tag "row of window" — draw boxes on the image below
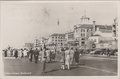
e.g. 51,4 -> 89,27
52,42 -> 64,45
90,39 -> 96,42
52,36 -> 64,39
52,40 -> 64,42
81,33 -> 85,36
76,29 -> 92,33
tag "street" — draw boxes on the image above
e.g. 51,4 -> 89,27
3,55 -> 117,76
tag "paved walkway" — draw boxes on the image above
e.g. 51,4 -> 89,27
3,54 -> 117,76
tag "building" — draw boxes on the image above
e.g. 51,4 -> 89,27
74,14 -> 95,48
74,13 -> 115,49
47,33 -> 66,49
89,34 -> 117,49
94,25 -> 113,37
112,18 -> 118,40
39,37 -> 48,47
25,43 -> 34,49
34,38 -> 41,49
65,31 -> 76,47
88,34 -> 101,44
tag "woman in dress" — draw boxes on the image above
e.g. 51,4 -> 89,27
65,48 -> 71,70
74,48 -> 80,65
60,48 -> 65,70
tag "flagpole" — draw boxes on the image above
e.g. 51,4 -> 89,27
57,17 -> 60,33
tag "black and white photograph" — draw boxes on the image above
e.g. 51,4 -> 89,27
0,1 -> 119,78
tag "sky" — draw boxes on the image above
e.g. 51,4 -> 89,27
0,1 -> 118,49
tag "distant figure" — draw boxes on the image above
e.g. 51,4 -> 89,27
107,49 -> 110,56
34,48 -> 39,64
41,48 -> 47,73
29,48 -> 34,62
74,48 -> 80,64
3,50 -> 7,57
7,49 -> 11,57
23,49 -> 28,57
60,48 -> 65,70
12,49 -> 15,57
10,49 -> 13,57
19,49 -> 23,58
14,49 -> 18,58
50,49 -> 56,62
65,48 -> 71,70
39,49 -> 42,62
69,48 -> 74,65
46,49 -> 50,62
49,50 -> 52,62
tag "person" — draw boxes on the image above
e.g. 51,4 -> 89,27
3,49 -> 7,57
49,50 -> 52,62
19,49 -> 23,58
23,48 -> 28,57
38,49 -> 42,62
107,49 -> 110,56
14,49 -> 18,58
7,49 -> 11,57
74,48 -> 80,65
69,48 -> 74,65
10,49 -> 13,57
34,48 -> 39,64
29,48 -> 34,62
41,48 -> 47,73
65,48 -> 71,70
60,48 -> 65,70
12,49 -> 15,57
46,48 -> 50,63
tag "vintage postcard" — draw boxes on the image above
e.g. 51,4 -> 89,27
0,1 -> 119,79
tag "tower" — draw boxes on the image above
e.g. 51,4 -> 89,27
80,10 -> 91,24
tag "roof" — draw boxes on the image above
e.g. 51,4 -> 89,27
92,34 -> 101,36
74,24 -> 93,29
51,33 -> 65,36
95,25 -> 112,30
74,24 -> 112,30
99,30 -> 112,33
65,31 -> 74,34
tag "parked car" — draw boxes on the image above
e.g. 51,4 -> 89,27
90,49 -> 103,55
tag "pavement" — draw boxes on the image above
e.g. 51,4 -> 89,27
3,54 -> 117,76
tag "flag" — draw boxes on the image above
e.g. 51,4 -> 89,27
57,18 -> 59,26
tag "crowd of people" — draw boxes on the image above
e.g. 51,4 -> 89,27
2,46 -> 117,73
2,46 -> 81,73
3,48 -> 29,58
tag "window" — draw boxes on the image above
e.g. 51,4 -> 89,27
94,39 -> 96,42
83,29 -> 85,32
81,41 -> 85,45
81,29 -> 85,32
81,33 -> 85,36
87,29 -> 89,32
81,38 -> 85,40
81,34 -> 82,36
81,29 -> 83,32
83,33 -> 85,36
